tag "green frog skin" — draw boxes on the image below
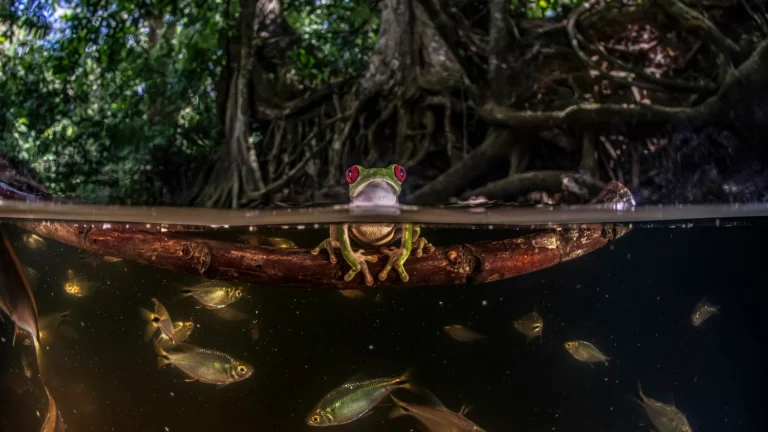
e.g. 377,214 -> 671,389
311,164 -> 434,286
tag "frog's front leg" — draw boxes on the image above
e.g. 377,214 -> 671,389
313,224 -> 378,286
378,223 -> 415,282
412,226 -> 435,258
311,225 -> 342,263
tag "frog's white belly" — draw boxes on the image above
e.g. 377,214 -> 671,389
349,224 -> 399,246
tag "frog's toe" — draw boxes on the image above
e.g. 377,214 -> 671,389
312,239 -> 338,263
378,247 -> 409,282
377,269 -> 389,281
361,269 -> 374,286
414,237 -> 434,257
357,249 -> 378,263
345,266 -> 373,286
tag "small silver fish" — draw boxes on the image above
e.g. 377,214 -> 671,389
79,252 -> 123,268
239,234 -> 297,248
307,369 -> 414,426
691,298 -> 719,327
177,280 -> 244,309
636,382 -> 693,432
0,230 -> 42,356
443,325 -> 486,342
23,265 -> 41,288
63,270 -> 98,298
513,310 -> 543,342
157,320 -> 194,350
140,298 -> 175,343
389,389 -> 486,432
564,340 -> 610,365
153,340 -> 253,386
22,233 -> 45,249
21,311 -> 74,347
339,289 -> 366,299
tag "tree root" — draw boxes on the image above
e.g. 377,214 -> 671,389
656,0 -> 745,62
461,171 -> 605,202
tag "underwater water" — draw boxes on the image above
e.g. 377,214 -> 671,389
0,214 -> 766,432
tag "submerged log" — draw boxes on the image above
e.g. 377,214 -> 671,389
12,182 -> 633,289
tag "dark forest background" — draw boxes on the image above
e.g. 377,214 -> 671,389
1,0 -> 767,207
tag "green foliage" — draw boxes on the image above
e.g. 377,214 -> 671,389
284,0 -> 378,86
0,0 -> 380,203
0,0 -> 578,204
1,0 -> 224,203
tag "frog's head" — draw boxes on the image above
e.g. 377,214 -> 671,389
345,164 -> 406,207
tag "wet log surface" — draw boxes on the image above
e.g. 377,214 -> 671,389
10,182 -> 634,289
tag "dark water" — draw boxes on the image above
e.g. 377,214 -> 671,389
1,221 -> 766,432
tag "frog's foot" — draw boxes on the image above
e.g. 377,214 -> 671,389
378,246 -> 409,282
344,249 -> 378,286
311,238 -> 339,264
413,237 -> 435,258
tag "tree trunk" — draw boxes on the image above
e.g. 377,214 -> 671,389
195,0 -> 263,208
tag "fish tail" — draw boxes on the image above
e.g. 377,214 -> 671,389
397,366 -> 426,396
636,381 -> 646,402
171,287 -> 192,303
139,307 -> 157,341
152,339 -> 171,368
389,392 -> 405,407
388,406 -> 408,419
399,366 -> 415,384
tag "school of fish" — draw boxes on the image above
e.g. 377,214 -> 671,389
0,229 -> 723,431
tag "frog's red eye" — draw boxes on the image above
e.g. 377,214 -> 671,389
346,166 -> 360,184
393,164 -> 406,182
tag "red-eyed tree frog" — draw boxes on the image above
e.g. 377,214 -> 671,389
311,165 -> 434,285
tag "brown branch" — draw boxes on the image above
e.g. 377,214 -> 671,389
461,171 -> 605,201
656,0 -> 745,62
479,100 -> 709,128
253,80 -> 347,120
407,128 -> 519,205
480,36 -> 768,128
417,0 -> 484,81
14,182 -> 633,289
488,0 -> 513,103
0,183 -> 47,202
566,3 -> 668,93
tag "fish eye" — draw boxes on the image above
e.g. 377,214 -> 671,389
310,415 -> 321,423
185,322 -> 194,329
235,290 -> 243,297
236,365 -> 247,374
565,342 -> 573,348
